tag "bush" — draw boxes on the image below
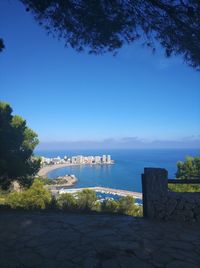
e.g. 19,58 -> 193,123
76,189 -> 97,211
37,176 -> 52,185
3,181 -> 143,216
176,156 -> 200,179
101,199 -> 119,213
0,188 -> 9,205
49,195 -> 58,209
100,196 -> 142,216
6,179 -> 51,209
57,193 -> 77,210
118,196 -> 142,216
168,156 -> 200,192
168,184 -> 200,192
92,201 -> 102,212
5,192 -> 22,208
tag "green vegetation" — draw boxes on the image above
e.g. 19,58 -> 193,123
57,193 -> 77,211
38,176 -> 53,185
102,197 -> 142,216
168,184 -> 200,193
2,2 -> 200,70
0,188 -> 9,205
168,156 -> 200,192
176,156 -> 200,179
21,1 -> 200,70
5,179 -> 51,209
0,179 -> 142,216
118,196 -> 142,216
101,199 -> 119,214
57,190 -> 102,212
76,189 -> 97,211
38,175 -> 76,186
0,102 -> 41,190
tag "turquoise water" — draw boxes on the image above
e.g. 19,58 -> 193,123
36,149 -> 200,193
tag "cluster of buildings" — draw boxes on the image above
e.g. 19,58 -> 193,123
41,155 -> 113,166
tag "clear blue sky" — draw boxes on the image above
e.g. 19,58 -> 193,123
0,1 -> 200,149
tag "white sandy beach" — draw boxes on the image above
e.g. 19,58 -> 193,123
38,163 -> 74,177
38,162 -> 114,177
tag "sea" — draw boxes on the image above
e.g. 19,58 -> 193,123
35,148 -> 200,194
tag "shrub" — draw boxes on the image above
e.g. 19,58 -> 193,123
3,180 -> 143,216
37,176 -> 52,185
6,179 -> 51,209
133,205 -> 143,217
57,193 -> 77,210
49,195 -> 58,209
0,188 -> 9,205
168,184 -> 200,192
101,199 -> 119,213
5,192 -> 23,208
76,189 -> 97,211
176,156 -> 200,179
118,196 -> 142,216
168,156 -> 200,192
92,201 -> 101,212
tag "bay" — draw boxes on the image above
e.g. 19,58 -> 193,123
35,149 -> 200,193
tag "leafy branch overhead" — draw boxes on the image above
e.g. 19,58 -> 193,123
0,39 -> 5,52
21,0 -> 200,70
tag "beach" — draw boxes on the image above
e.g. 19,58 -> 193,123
38,163 -> 74,177
38,162 -> 114,177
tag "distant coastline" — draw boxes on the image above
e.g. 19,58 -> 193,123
38,162 -> 114,177
38,154 -> 114,177
37,149 -> 200,193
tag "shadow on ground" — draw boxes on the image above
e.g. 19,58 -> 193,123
0,211 -> 200,268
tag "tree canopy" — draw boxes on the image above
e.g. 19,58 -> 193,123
176,156 -> 200,179
168,156 -> 200,192
19,0 -> 200,70
0,102 -> 40,189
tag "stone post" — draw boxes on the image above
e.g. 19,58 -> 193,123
142,168 -> 168,218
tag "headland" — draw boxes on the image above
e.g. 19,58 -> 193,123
44,174 -> 78,188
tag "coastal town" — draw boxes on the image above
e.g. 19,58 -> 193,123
41,154 -> 114,166
38,155 -> 114,188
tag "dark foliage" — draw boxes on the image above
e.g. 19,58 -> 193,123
21,0 -> 200,69
168,156 -> 200,192
0,39 -> 5,52
176,156 -> 200,179
0,102 -> 41,189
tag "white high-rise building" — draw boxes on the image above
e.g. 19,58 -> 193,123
76,155 -> 84,164
87,156 -> 94,164
107,155 -> 111,163
102,155 -> 107,163
71,156 -> 77,164
94,156 -> 101,164
52,156 -> 61,164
